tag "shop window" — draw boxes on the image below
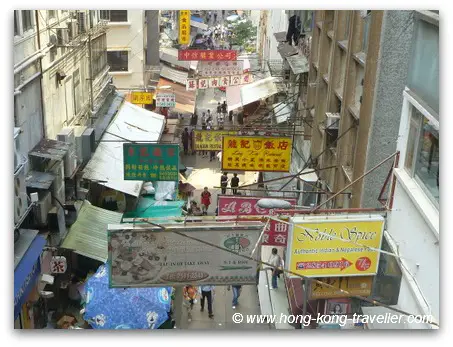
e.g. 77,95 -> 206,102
108,50 -> 128,72
404,104 -> 439,205
22,10 -> 33,32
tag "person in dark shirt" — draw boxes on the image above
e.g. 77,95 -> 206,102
220,172 -> 228,194
230,173 -> 239,195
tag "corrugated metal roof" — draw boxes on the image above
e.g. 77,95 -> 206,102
28,139 -> 69,161
82,101 -> 166,197
61,201 -> 123,263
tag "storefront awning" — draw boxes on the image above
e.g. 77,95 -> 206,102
286,54 -> 309,75
122,196 -> 184,221
61,201 -> 123,263
14,233 -> 46,319
240,76 -> 280,107
191,19 -> 208,30
82,101 -> 166,197
160,64 -> 189,86
226,85 -> 242,113
158,78 -> 196,114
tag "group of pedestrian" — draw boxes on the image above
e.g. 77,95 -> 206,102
181,127 -> 196,155
220,172 -> 240,195
183,283 -> 244,322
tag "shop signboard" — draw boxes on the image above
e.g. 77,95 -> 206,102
131,92 -> 154,105
156,93 -> 176,108
193,130 -> 237,151
108,223 -> 262,287
123,144 -> 179,182
217,195 -> 296,246
286,215 -> 385,278
221,136 -> 292,172
198,61 -> 244,77
178,49 -> 237,61
186,74 -> 252,91
178,11 -> 191,45
309,276 -> 373,299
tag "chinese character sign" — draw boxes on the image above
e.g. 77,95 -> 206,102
222,136 -> 293,172
185,74 -> 253,91
193,130 -> 237,151
178,49 -> 237,61
131,92 -> 153,105
217,196 -> 296,246
156,93 -> 176,108
123,144 -> 179,182
179,10 -> 191,45
287,216 -> 385,278
198,61 -> 244,77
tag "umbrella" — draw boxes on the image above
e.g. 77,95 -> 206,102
83,265 -> 172,330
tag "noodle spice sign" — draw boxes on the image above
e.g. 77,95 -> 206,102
186,74 -> 252,91
123,144 -> 179,182
286,215 -> 385,277
178,49 -> 237,61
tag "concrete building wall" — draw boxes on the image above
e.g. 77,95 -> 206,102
361,11 -> 415,208
268,10 -> 288,61
106,10 -> 145,90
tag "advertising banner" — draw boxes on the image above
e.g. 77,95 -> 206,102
108,224 -> 262,287
309,276 -> 374,299
123,144 -> 179,181
178,11 -> 191,45
193,130 -> 237,151
198,61 -> 244,77
131,92 -> 153,105
286,216 -> 385,278
221,136 -> 292,172
218,195 -> 297,246
186,74 -> 252,91
178,49 -> 237,61
156,93 -> 176,108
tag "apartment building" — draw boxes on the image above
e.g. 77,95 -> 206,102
306,10 -> 385,208
101,10 -> 147,94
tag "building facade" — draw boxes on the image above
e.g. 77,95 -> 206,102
102,10 -> 146,93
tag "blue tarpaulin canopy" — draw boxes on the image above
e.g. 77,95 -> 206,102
191,15 -> 203,23
83,265 -> 172,329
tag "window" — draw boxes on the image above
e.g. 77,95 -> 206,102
48,10 -> 56,19
107,51 -> 128,72
404,104 -> 439,205
100,10 -> 127,22
362,14 -> 370,52
73,69 -> 82,115
22,10 -> 33,32
407,19 -> 439,114
92,34 -> 107,77
14,11 -> 19,36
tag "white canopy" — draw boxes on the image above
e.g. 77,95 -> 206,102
240,76 -> 280,106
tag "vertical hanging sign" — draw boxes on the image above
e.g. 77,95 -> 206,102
179,10 -> 191,45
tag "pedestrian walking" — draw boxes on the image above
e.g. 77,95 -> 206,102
199,285 -> 215,318
200,187 -> 211,215
193,113 -> 198,128
210,150 -> 216,161
231,173 -> 239,194
228,285 -> 242,309
217,102 -> 222,115
183,285 -> 198,322
221,101 -> 227,115
189,128 -> 196,155
268,248 -> 283,290
201,112 -> 207,130
228,110 -> 233,123
237,111 -> 244,125
220,172 -> 228,194
182,127 -> 190,155
213,12 -> 218,23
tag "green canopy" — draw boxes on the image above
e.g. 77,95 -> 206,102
122,196 -> 185,223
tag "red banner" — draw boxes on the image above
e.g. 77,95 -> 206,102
178,49 -> 237,61
217,196 -> 296,246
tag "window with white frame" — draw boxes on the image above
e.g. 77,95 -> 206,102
99,10 -> 127,22
21,10 -> 33,32
107,51 -> 128,72
404,102 -> 439,205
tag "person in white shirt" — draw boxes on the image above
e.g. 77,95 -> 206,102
268,248 -> 282,289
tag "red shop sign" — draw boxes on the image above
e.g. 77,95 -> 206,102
217,196 -> 296,246
178,49 -> 238,61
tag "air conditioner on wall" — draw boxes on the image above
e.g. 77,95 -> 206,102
49,161 -> 66,204
56,28 -> 69,46
14,164 -> 29,225
325,112 -> 340,129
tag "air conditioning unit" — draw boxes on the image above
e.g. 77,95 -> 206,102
57,127 -> 75,145
14,164 -> 29,225
57,128 -> 78,177
56,28 -> 69,46
68,20 -> 79,40
73,126 -> 87,164
77,11 -> 87,34
34,191 -> 52,225
325,112 -> 340,129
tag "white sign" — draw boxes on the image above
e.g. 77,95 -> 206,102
198,61 -> 244,77
50,256 -> 67,274
156,93 -> 176,108
186,74 -> 253,91
108,224 -> 262,287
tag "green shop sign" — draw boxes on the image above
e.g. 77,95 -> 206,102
123,143 -> 179,181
